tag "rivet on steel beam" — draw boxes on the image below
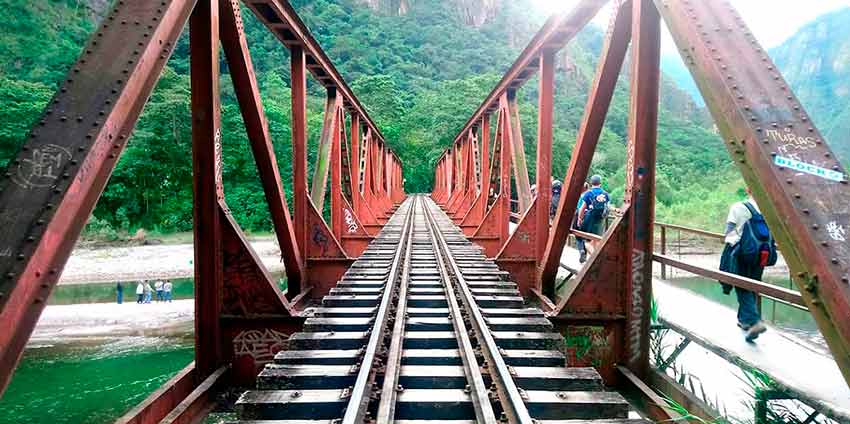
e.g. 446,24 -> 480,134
803,209 -> 810,214
46,203 -> 53,209
821,241 -> 829,247
832,258 -> 840,264
841,276 -> 849,284
34,297 -> 44,304
786,179 -> 792,185
36,219 -> 45,225
17,254 -> 24,260
812,224 -> 819,230
794,193 -> 801,199
5,273 -> 13,279
825,153 -> 832,158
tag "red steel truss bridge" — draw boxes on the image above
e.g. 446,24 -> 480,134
0,0 -> 848,423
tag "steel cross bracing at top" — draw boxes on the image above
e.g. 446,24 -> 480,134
0,0 -> 849,422
235,195 -> 645,423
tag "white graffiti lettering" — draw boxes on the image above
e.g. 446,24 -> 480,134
628,249 -> 646,365
233,329 -> 290,364
344,208 -> 358,233
827,221 -> 846,242
11,144 -> 72,189
774,155 -> 845,182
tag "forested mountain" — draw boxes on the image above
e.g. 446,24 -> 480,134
0,0 -> 740,236
771,7 -> 850,163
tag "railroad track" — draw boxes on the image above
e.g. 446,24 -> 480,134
234,195 -> 647,423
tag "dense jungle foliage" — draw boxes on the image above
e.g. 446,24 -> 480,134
0,0 -> 750,238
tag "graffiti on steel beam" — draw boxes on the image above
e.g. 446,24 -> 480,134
564,325 -> 613,368
827,221 -> 847,242
312,223 -> 329,254
774,155 -> 845,182
628,248 -> 647,365
10,144 -> 71,190
233,329 -> 290,365
344,208 -> 358,233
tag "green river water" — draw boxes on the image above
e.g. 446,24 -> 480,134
0,274 -> 826,423
0,336 -> 193,424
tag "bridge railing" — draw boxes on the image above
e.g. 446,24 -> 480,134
431,0 -> 850,416
509,206 -> 808,311
0,0 -> 404,420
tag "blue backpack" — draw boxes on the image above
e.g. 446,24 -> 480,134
587,189 -> 609,220
737,202 -> 777,267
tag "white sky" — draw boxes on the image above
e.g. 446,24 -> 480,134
530,0 -> 850,53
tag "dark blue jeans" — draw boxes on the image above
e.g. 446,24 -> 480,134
720,244 -> 764,326
735,286 -> 760,326
577,218 -> 603,253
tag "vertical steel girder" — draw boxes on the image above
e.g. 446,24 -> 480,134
191,0 -> 226,379
622,0 -> 661,378
657,0 -> 850,383
0,0 -> 196,397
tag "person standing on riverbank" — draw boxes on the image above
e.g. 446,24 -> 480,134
136,282 -> 144,303
155,280 -> 164,302
164,280 -> 173,302
116,282 -> 123,304
720,188 -> 776,342
143,281 -> 153,304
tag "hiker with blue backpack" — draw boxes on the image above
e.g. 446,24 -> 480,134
719,188 -> 778,342
576,175 -> 610,263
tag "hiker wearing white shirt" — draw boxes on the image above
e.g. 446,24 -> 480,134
155,280 -> 164,302
135,282 -> 144,304
163,280 -> 173,303
718,187 -> 777,342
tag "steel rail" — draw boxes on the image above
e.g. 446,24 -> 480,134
421,196 -> 498,423
375,196 -> 417,422
421,198 -> 535,424
341,197 -> 416,424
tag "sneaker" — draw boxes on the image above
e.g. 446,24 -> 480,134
745,321 -> 767,342
579,251 -> 587,263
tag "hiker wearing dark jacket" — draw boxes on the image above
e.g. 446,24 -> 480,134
720,188 -> 770,342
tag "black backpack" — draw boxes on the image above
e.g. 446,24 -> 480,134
736,202 -> 777,267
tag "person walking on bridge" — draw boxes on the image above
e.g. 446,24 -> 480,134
576,175 -> 610,263
720,188 -> 777,342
